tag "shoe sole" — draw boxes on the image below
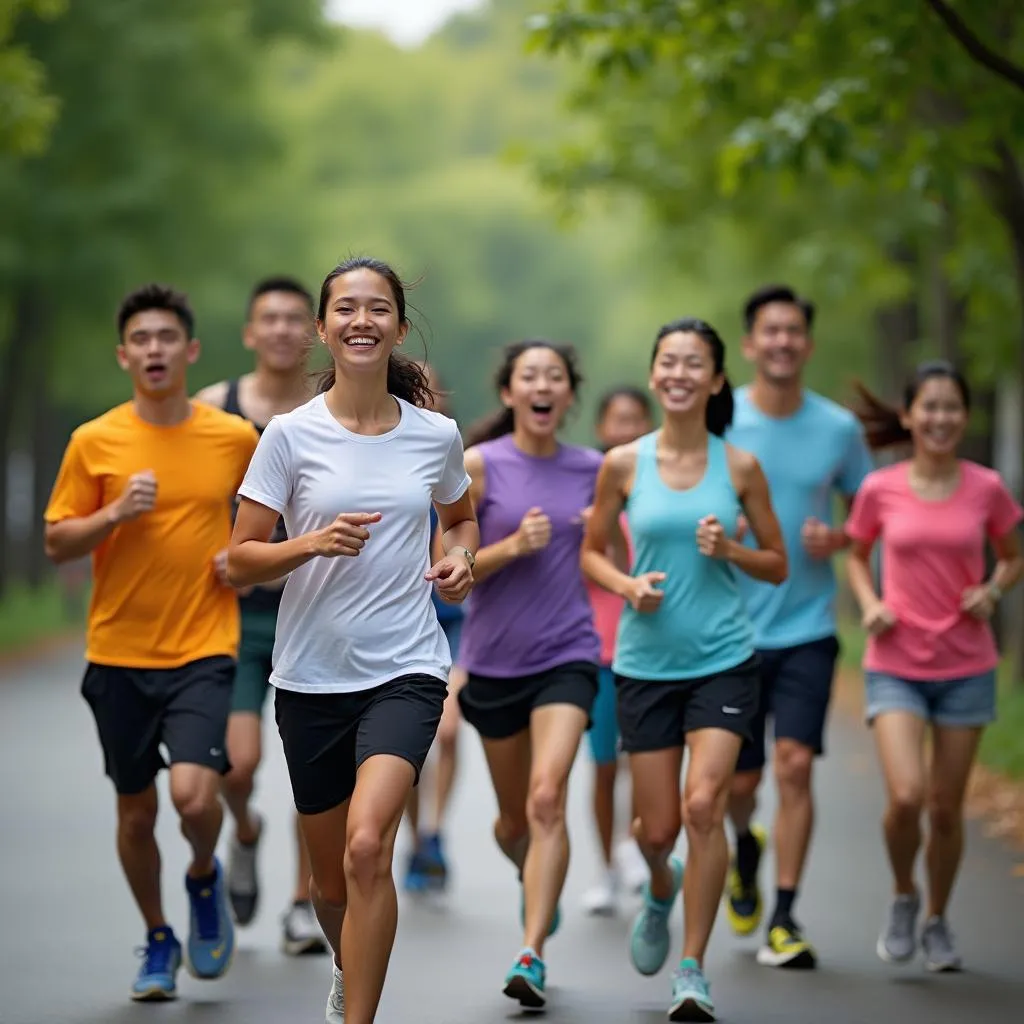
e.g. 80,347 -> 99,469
282,935 -> 329,956
756,946 -> 817,969
669,997 -> 716,1022
876,936 -> 915,964
130,986 -> 177,1002
503,974 -> 546,1009
925,959 -> 963,973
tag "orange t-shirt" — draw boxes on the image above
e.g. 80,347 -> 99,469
45,401 -> 259,669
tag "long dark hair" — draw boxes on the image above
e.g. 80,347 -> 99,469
464,340 -> 583,447
313,257 -> 435,408
850,360 -> 971,450
651,318 -> 734,436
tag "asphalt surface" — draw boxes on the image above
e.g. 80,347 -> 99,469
2,639 -> 1022,1023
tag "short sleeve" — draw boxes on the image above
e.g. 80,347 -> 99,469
232,422 -> 260,492
237,417 -> 292,515
44,433 -> 101,523
844,472 -> 882,544
433,422 -> 471,505
836,420 -> 875,497
986,475 -> 1023,540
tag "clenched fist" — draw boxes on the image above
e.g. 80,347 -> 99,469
426,549 -> 474,605
696,515 -> 731,559
801,516 -> 835,560
627,571 -> 666,613
112,470 -> 157,522
862,601 -> 896,636
515,507 -> 552,556
312,512 -> 382,558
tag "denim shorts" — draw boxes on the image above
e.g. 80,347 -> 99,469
864,669 -> 996,728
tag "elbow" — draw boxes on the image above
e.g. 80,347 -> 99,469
769,554 -> 788,586
43,529 -> 66,564
225,548 -> 249,588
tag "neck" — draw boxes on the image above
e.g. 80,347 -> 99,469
251,363 -> 310,402
132,390 -> 192,426
911,450 -> 958,479
749,375 -> 803,417
512,425 -> 559,458
660,411 -> 709,451
325,367 -> 395,427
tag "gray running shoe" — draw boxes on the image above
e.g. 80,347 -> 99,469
226,814 -> 263,926
876,893 -> 919,963
325,963 -> 345,1024
921,916 -> 962,972
282,900 -> 328,956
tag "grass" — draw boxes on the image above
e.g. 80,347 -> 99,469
0,580 -> 82,654
838,618 -> 1024,780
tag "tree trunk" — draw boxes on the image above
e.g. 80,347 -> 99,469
27,354 -> 54,588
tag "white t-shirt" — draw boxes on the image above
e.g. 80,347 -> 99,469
237,393 -> 471,694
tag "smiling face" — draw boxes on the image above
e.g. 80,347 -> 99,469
501,345 -> 575,439
743,300 -> 812,385
902,375 -> 968,458
245,289 -> 313,374
649,331 -> 722,418
117,308 -> 198,397
316,267 -> 408,374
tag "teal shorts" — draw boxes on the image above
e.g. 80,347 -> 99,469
232,609 -> 277,716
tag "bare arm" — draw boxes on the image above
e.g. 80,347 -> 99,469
988,529 -> 1024,595
194,380 -> 229,407
711,451 -> 787,584
581,449 -> 635,599
846,538 -> 882,613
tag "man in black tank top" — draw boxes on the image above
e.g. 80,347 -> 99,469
194,276 -> 321,955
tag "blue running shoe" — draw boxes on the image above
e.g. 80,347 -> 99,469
629,855 -> 684,976
403,849 -> 429,893
520,884 -> 561,937
185,858 -> 234,979
669,958 -> 715,1022
420,832 -> 450,891
503,948 -> 546,1009
131,926 -> 182,1001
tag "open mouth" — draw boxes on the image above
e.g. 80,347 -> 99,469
344,336 -> 379,349
144,363 -> 168,380
530,402 -> 554,420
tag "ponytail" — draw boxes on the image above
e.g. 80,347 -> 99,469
464,408 -> 515,447
314,353 -> 436,408
849,380 -> 911,450
707,376 -> 734,436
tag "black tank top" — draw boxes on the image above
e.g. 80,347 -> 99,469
225,379 -> 286,614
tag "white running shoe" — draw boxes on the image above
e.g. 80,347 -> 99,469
581,869 -> 619,916
326,963 -> 344,1023
615,838 -> 649,895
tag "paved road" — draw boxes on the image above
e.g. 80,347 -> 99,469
2,641 -> 1022,1024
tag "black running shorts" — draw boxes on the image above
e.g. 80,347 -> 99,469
81,655 -> 235,795
615,656 -> 761,753
458,660 -> 599,741
274,673 -> 448,816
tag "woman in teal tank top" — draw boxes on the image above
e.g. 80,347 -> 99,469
583,318 -> 787,1022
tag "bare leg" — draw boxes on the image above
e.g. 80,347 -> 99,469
169,764 -> 224,878
116,786 -> 166,929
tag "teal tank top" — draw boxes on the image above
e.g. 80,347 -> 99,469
613,432 -> 754,680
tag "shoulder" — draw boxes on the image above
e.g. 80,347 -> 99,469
193,379 -> 230,408
960,460 -> 1008,493
802,389 -> 861,436
69,403 -> 132,449
400,400 -> 460,443
858,461 -> 903,496
723,438 -> 759,477
603,439 -> 640,480
562,443 -> 604,472
192,401 -> 259,446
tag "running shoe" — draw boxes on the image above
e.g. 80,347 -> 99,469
921,916 -> 962,972
131,926 -> 182,1001
629,855 -> 684,976
877,892 -> 919,964
581,868 -> 619,916
669,958 -> 715,1022
185,858 -> 235,979
403,848 -> 430,893
419,832 -> 450,891
325,963 -> 345,1024
756,920 -> 817,969
282,900 -> 328,956
226,813 -> 263,925
725,824 -> 766,936
503,948 -> 546,1009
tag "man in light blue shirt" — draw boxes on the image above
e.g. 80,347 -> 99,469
723,285 -> 874,970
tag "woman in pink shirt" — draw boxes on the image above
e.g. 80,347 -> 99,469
845,360 -> 1022,974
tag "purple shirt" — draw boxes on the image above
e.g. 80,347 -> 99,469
460,434 -> 602,677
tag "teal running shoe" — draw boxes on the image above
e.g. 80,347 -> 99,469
629,855 -> 684,976
503,948 -> 546,1009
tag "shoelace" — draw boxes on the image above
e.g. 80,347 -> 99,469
328,971 -> 345,1012
674,966 -> 708,995
136,939 -> 174,976
640,902 -> 669,942
192,884 -> 221,941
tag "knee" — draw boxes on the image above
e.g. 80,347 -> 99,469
927,795 -> 960,836
526,775 -> 567,832
172,784 -> 218,825
344,824 -> 391,885
118,799 -> 158,842
774,745 -> 813,793
888,786 -> 925,825
684,784 -> 725,837
223,755 -> 259,793
436,719 -> 458,756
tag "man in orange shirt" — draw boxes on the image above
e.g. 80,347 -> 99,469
44,283 -> 259,1003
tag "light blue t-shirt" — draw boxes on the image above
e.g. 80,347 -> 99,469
725,387 -> 874,649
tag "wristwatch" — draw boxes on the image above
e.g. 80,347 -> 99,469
452,546 -> 476,570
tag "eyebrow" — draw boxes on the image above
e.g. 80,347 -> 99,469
334,294 -> 393,306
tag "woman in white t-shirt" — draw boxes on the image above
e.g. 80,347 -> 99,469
227,257 -> 478,1024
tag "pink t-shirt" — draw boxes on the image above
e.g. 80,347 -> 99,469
845,460 -> 1022,681
587,515 -> 632,666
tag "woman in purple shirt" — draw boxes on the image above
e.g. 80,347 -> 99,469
458,340 -> 602,1010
